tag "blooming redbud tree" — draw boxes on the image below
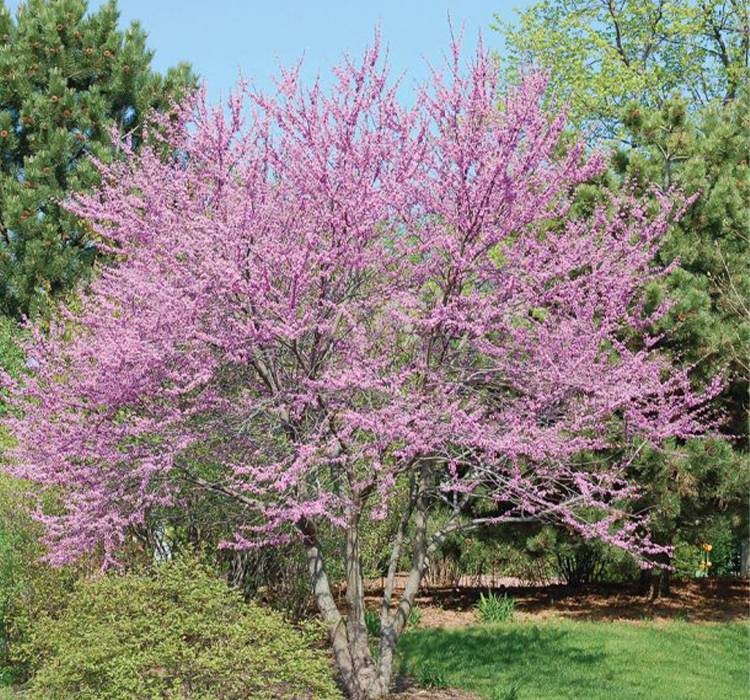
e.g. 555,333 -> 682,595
2,39 -> 720,699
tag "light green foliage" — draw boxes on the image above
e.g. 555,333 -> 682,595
475,591 -> 515,624
495,0 -> 750,138
0,318 -> 23,379
399,620 -> 749,699
0,476 -> 79,685
26,553 -> 342,700
0,0 -> 195,318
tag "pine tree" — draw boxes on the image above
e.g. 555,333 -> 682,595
619,91 -> 750,434
0,0 -> 195,317
617,92 -> 750,594
495,2 -> 750,591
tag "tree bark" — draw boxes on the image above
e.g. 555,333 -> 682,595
302,518 -> 392,700
300,463 -> 467,698
640,551 -> 671,599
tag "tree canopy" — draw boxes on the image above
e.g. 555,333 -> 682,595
0,0 -> 194,318
495,0 -> 750,138
2,41 -> 720,698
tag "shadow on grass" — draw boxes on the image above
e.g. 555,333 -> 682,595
398,624 -> 605,698
397,620 -> 749,700
403,624 -> 601,664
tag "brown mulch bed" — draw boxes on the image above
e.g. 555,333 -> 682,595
365,577 -> 749,627
389,675 -> 481,699
389,690 -> 480,699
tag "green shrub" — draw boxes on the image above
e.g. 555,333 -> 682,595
671,515 -> 743,580
0,476 -> 80,685
475,591 -> 515,624
26,554 -> 341,700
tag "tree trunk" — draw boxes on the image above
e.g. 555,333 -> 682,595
638,562 -> 671,599
302,520 -> 393,700
646,548 -> 672,599
301,466 -> 438,699
653,567 -> 671,598
741,538 -> 749,578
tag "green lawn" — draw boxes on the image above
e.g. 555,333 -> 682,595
398,619 -> 749,700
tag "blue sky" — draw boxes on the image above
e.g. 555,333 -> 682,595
7,1 -> 534,103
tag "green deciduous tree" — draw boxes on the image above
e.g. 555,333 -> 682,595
495,0 -> 750,138
0,0 -> 194,318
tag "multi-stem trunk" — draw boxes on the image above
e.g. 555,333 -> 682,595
302,513 -> 428,700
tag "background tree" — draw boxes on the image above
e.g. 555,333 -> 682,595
495,0 -> 749,594
0,0 -> 194,318
0,0 -> 196,678
495,0 -> 750,138
617,90 -> 749,594
2,42 -> 720,699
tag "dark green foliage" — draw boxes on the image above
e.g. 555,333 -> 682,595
609,95 -> 749,572
619,91 -> 749,405
493,1 -> 749,588
26,553 -> 341,700
524,527 -> 636,587
0,0 -> 195,318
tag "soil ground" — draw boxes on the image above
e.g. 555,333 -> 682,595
367,576 -> 748,628
390,690 -> 480,699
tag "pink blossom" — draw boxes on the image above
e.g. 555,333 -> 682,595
3,36 -> 718,593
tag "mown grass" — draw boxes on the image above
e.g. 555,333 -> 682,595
398,619 -> 749,700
